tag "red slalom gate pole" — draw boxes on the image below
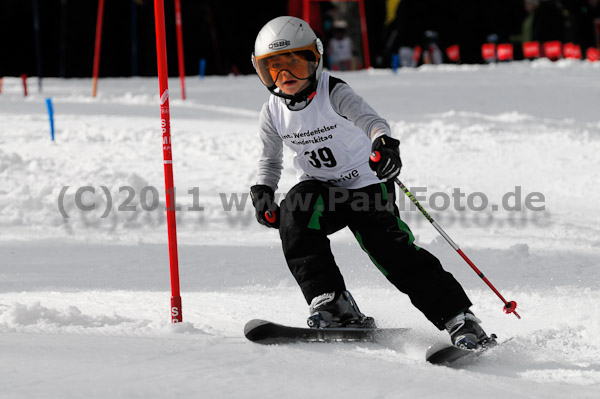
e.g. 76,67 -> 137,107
357,0 -> 371,69
92,0 -> 105,97
21,74 -> 28,96
174,0 -> 186,100
154,0 -> 183,323
393,177 -> 520,319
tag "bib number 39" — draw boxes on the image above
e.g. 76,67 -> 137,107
305,147 -> 337,168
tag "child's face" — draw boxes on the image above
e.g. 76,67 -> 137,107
267,53 -> 313,95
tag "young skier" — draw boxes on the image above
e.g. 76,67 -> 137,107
249,16 -> 489,349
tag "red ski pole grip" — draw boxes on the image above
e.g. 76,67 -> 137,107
370,151 -> 381,163
265,210 -> 277,224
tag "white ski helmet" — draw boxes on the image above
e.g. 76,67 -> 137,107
252,16 -> 324,100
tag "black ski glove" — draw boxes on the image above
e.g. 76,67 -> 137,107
250,184 -> 280,229
369,136 -> 402,180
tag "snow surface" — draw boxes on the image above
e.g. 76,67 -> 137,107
1,59 -> 599,398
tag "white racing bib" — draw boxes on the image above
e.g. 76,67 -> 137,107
268,72 -> 380,189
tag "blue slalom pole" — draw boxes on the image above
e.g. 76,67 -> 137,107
199,58 -> 206,79
45,98 -> 55,141
392,54 -> 399,74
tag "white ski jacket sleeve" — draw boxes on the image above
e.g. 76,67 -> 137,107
256,101 -> 284,191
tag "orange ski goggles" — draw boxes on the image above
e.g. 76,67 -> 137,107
253,43 -> 321,87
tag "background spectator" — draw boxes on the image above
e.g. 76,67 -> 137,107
327,19 -> 355,70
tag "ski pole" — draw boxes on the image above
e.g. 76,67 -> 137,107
394,177 -> 520,319
369,147 -> 520,318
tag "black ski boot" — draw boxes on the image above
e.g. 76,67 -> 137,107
445,310 -> 489,350
307,291 -> 376,329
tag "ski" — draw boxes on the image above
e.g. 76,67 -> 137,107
426,334 -> 498,365
245,319 -> 499,365
244,319 -> 409,344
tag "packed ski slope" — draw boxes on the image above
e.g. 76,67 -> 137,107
1,60 -> 599,398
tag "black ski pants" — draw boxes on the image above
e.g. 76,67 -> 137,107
278,180 -> 472,330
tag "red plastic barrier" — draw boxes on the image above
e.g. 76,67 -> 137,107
446,44 -> 460,63
523,41 -> 540,58
543,41 -> 562,60
497,44 -> 514,61
587,47 -> 599,62
563,43 -> 582,59
481,43 -> 496,62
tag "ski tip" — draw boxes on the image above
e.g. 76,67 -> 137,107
426,333 -> 499,365
244,319 -> 273,342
